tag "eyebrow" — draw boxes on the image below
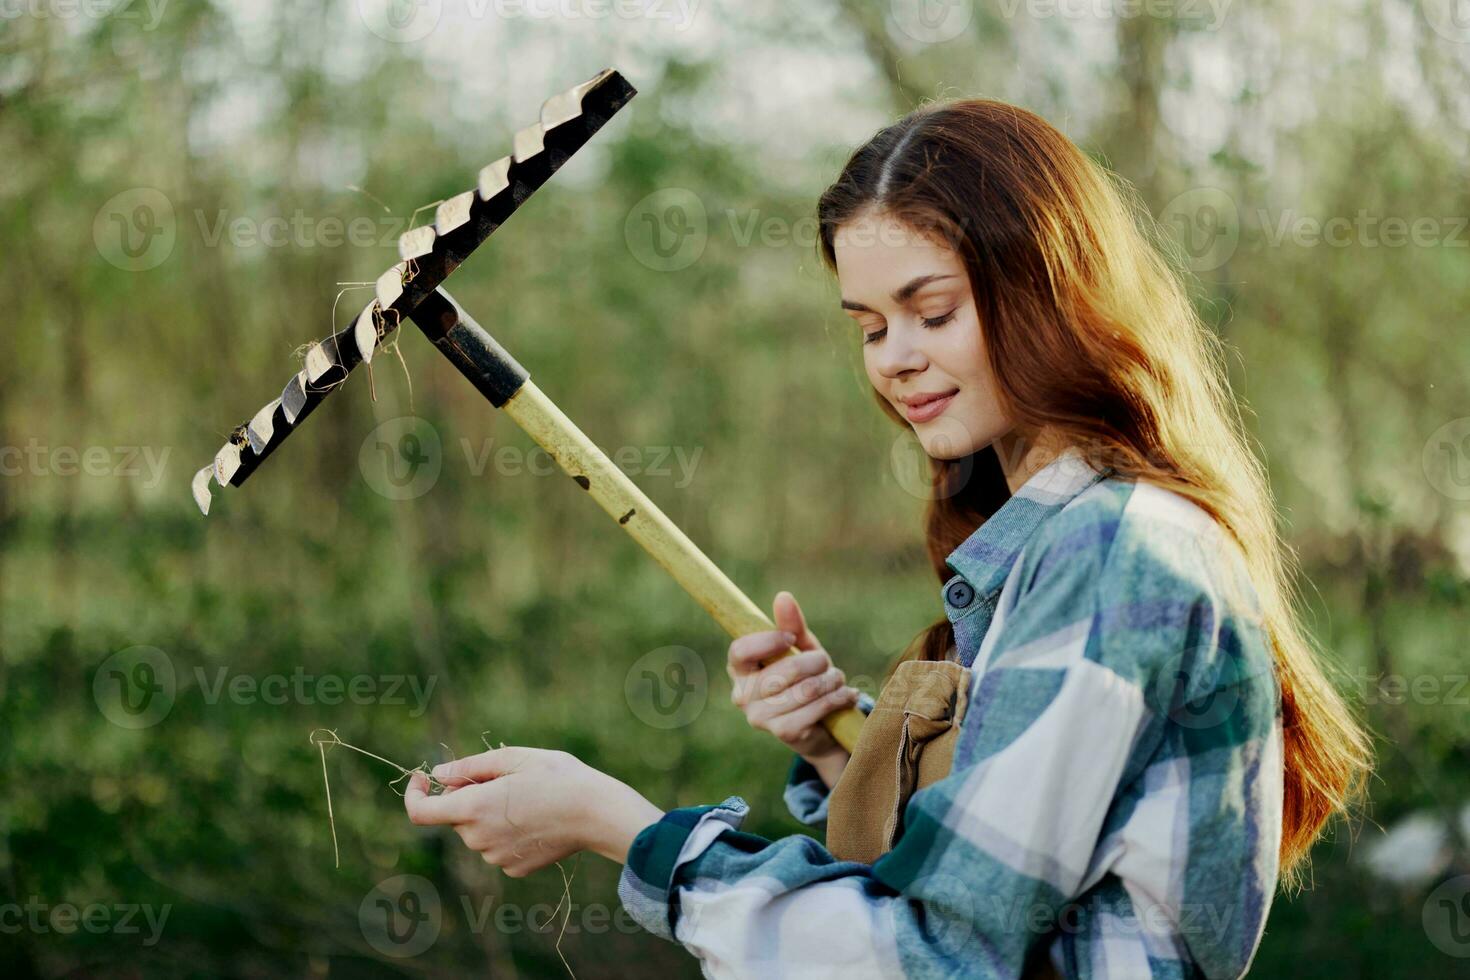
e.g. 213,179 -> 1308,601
840,274 -> 957,312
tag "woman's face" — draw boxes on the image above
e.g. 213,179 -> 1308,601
833,210 -> 1013,460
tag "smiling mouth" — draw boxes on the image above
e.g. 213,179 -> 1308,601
902,389 -> 958,422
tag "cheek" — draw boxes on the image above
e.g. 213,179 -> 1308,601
863,352 -> 888,392
936,317 -> 989,385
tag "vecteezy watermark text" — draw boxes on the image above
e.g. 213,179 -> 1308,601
0,898 -> 170,946
993,0 -> 1232,30
359,874 -> 642,958
460,438 -> 703,489
195,666 -> 437,718
0,0 -> 168,31
94,646 -> 439,730
0,440 -> 169,489
195,209 -> 409,250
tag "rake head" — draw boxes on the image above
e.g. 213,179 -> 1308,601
191,68 -> 636,515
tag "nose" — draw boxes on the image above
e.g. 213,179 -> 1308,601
872,321 -> 927,380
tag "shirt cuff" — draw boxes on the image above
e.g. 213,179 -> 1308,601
616,795 -> 750,941
783,755 -> 833,825
781,691 -> 875,826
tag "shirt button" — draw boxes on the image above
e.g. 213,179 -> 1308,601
945,580 -> 976,610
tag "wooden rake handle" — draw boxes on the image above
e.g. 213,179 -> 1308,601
412,289 -> 865,753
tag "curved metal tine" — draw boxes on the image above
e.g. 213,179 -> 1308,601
281,370 -> 310,424
247,399 -> 282,453
354,300 -> 380,364
398,223 -> 436,262
512,122 -> 545,164
192,465 -> 215,516
540,68 -> 615,131
214,437 -> 243,487
435,190 -> 476,236
304,331 -> 353,391
376,262 -> 407,309
478,157 -> 512,202
304,343 -> 335,385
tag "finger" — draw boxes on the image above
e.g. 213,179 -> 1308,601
747,666 -> 845,723
405,771 -> 471,826
775,666 -> 847,712
773,591 -> 820,651
404,770 -> 430,809
734,649 -> 828,708
768,685 -> 860,740
431,747 -> 530,787
751,650 -> 831,702
728,630 -> 798,674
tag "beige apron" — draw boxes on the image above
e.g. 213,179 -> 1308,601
827,657 -> 971,864
825,656 -> 1063,980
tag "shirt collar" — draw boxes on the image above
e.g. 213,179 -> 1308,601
943,445 -> 1113,603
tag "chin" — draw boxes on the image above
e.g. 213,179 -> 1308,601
913,410 -> 988,461
916,430 -> 981,461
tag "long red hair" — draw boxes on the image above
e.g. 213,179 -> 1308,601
816,99 -> 1370,889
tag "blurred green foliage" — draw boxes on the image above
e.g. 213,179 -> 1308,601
2,1 -> 1469,976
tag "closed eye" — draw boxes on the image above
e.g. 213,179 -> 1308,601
862,309 -> 956,345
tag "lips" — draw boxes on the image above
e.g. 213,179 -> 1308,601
901,389 -> 958,408
901,389 -> 958,423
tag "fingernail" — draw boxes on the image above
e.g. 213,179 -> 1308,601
431,764 -> 446,778
782,632 -> 796,645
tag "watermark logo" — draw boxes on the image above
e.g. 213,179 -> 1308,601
624,188 -> 708,272
890,0 -> 973,44
1422,0 -> 1470,44
1160,187 -> 1240,272
1146,648 -> 1273,734
625,645 -> 707,729
358,0 -> 442,42
359,416 -> 443,501
93,646 -> 176,729
93,187 -> 175,272
1423,875 -> 1470,958
1423,418 -> 1470,501
890,429 -> 975,501
892,873 -> 975,954
360,874 -> 442,958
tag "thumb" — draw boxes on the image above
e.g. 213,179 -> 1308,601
773,591 -> 819,651
431,747 -> 527,787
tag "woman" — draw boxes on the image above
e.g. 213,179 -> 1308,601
404,98 -> 1370,978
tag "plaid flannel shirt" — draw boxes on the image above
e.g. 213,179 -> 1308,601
618,447 -> 1284,978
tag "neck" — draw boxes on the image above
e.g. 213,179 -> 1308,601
994,429 -> 1066,495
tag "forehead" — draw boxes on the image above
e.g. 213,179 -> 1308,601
832,212 -> 963,292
